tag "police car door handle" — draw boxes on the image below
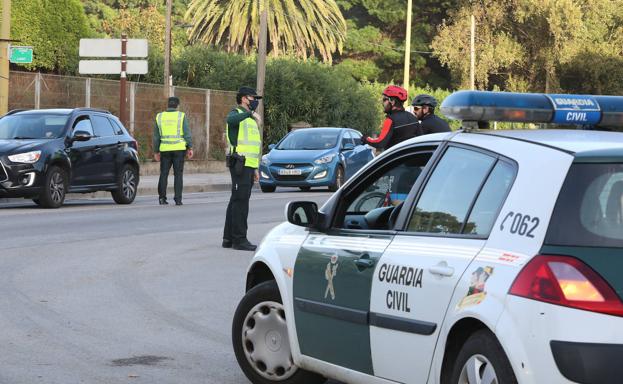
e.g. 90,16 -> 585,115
429,262 -> 454,277
354,254 -> 375,270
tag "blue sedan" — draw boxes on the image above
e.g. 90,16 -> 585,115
259,127 -> 374,192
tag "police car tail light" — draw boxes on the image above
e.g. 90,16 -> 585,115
509,255 -> 623,317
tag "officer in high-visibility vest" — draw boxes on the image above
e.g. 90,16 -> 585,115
153,96 -> 193,206
222,87 -> 262,251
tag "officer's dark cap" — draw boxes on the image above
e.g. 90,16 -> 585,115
168,96 -> 180,108
237,87 -> 263,99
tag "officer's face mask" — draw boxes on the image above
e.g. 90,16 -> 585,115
249,99 -> 260,111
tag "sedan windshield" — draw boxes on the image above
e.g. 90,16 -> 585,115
0,114 -> 69,139
277,129 -> 340,150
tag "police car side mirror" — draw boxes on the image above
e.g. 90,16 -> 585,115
268,144 -> 276,151
286,201 -> 318,228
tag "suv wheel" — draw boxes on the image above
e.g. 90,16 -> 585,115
112,164 -> 138,204
39,166 -> 67,208
232,281 -> 325,384
447,330 -> 517,384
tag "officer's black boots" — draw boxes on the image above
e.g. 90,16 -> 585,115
222,239 -> 233,248
233,241 -> 257,251
159,197 -> 168,205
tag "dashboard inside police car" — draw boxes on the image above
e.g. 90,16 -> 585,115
336,150 -> 433,230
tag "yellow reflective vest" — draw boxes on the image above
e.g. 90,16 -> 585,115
157,111 -> 187,152
226,109 -> 261,169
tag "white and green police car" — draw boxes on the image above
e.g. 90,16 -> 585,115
232,91 -> 623,384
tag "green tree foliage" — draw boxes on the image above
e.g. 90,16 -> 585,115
336,0 -> 458,87
171,47 -> 379,146
9,0 -> 93,73
185,0 -> 347,63
432,0 -> 623,94
81,0 -> 191,81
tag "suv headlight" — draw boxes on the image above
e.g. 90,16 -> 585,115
8,150 -> 41,164
261,155 -> 270,166
314,154 -> 336,164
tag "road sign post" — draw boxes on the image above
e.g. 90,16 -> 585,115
78,37 -> 148,126
120,34 -> 127,127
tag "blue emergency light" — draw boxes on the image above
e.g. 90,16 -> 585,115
440,90 -> 623,127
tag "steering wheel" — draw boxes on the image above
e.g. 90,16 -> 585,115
388,201 -> 404,229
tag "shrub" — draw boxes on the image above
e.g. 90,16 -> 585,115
172,47 -> 381,147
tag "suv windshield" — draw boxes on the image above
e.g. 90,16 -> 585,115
0,114 -> 69,139
277,129 -> 340,150
547,163 -> 623,247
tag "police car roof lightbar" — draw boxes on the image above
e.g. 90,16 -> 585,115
440,90 -> 623,127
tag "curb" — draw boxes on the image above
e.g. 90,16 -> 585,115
0,183 -> 257,203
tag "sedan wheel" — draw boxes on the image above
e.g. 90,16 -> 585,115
328,166 -> 344,192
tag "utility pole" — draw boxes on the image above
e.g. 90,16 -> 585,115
403,0 -> 412,94
164,0 -> 172,98
256,0 -> 268,127
0,0 -> 11,115
470,14 -> 475,90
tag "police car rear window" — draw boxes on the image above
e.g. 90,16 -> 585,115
546,163 -> 623,247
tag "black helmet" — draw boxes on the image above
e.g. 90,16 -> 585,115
412,94 -> 437,108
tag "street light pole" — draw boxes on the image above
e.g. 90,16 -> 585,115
470,14 -> 475,90
256,0 -> 268,126
0,0 -> 11,115
164,0 -> 172,98
403,0 -> 412,93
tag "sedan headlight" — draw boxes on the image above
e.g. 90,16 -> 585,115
314,154 -> 336,165
261,155 -> 270,166
8,150 -> 41,164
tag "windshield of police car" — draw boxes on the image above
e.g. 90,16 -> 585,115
0,114 -> 69,139
277,129 -> 340,150
547,163 -> 623,247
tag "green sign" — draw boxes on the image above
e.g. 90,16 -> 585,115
9,46 -> 33,64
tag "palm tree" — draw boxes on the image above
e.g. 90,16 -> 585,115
185,0 -> 347,63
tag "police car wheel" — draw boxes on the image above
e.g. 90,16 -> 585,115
449,330 -> 517,384
232,280 -> 325,384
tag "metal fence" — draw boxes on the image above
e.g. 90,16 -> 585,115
8,71 -> 236,161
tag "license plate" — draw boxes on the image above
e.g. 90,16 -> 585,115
279,169 -> 302,175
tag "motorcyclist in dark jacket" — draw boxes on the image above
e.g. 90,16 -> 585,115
412,94 -> 451,134
364,85 -> 421,150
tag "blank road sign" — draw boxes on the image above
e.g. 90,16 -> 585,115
79,39 -> 148,58
79,60 -> 149,75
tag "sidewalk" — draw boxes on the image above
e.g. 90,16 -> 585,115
0,171 -> 242,204
137,172 -> 238,196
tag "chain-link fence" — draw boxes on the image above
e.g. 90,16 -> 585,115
8,71 -> 236,161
